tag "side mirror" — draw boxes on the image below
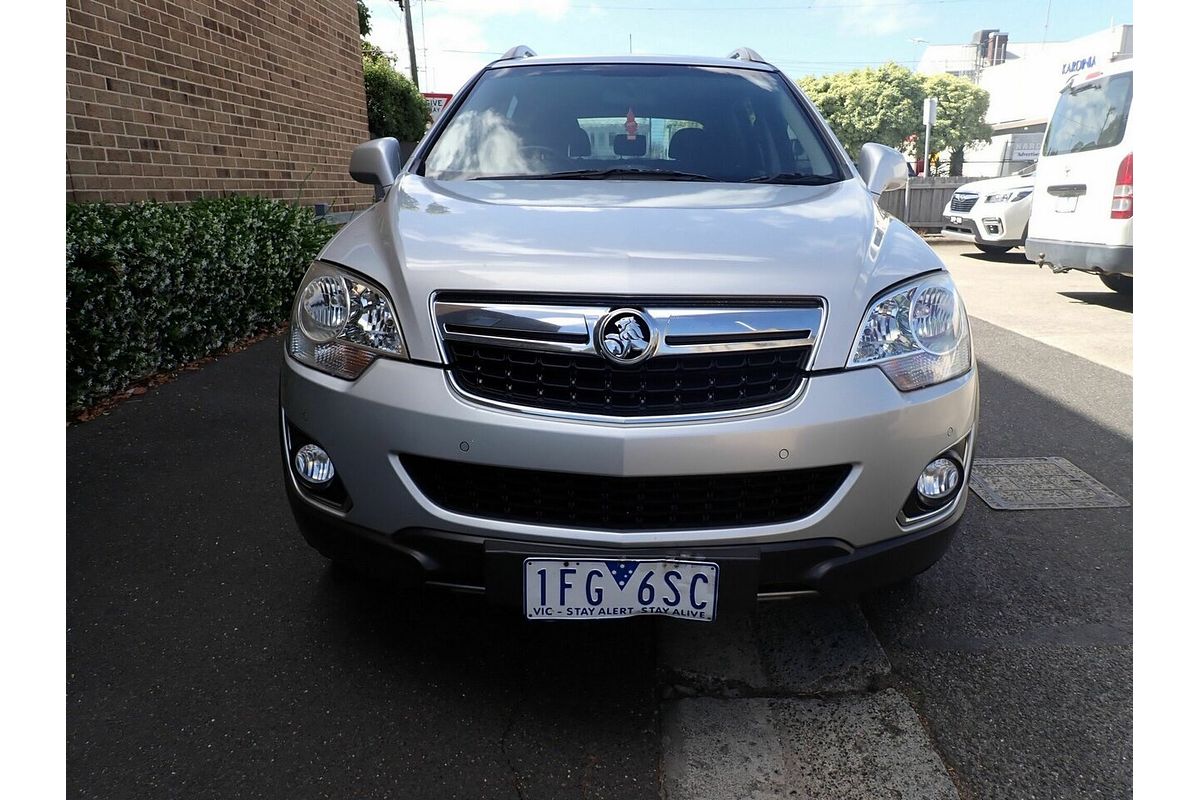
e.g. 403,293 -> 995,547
858,143 -> 909,197
349,137 -> 402,201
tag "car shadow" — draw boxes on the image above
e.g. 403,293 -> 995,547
1058,291 -> 1133,313
960,250 -> 1031,265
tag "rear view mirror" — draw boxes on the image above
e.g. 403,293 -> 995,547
613,135 -> 647,157
791,140 -> 812,173
349,137 -> 402,201
858,143 -> 909,197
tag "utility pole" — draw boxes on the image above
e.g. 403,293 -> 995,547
398,1 -> 419,88
922,97 -> 937,178
909,37 -> 928,69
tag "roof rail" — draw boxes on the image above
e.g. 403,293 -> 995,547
727,47 -> 766,63
499,45 -> 537,61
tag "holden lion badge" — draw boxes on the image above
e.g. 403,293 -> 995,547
597,308 -> 656,365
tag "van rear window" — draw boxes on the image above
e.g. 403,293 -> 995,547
1042,72 -> 1132,157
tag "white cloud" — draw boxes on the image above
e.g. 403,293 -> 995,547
432,0 -> 570,20
364,0 -> 573,94
812,0 -> 918,38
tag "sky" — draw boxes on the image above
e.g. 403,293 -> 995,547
363,0 -> 1134,95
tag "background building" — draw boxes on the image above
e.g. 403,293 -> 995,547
918,24 -> 1133,177
66,0 -> 373,210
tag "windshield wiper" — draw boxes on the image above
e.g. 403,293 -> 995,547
742,174 -> 841,185
469,167 -> 719,181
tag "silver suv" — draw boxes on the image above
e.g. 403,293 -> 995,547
280,47 -> 978,622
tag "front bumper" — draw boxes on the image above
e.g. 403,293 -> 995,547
282,347 -> 977,543
286,484 -> 962,606
941,201 -> 1029,247
940,215 -> 984,243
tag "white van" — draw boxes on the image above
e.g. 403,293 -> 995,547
1025,59 -> 1133,293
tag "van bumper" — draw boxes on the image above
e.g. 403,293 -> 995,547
1025,238 -> 1133,275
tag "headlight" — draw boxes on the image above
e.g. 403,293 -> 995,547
297,275 -> 349,342
287,262 -> 407,379
849,272 -> 971,391
983,187 -> 1033,203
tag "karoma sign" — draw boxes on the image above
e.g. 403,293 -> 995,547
1061,55 -> 1098,75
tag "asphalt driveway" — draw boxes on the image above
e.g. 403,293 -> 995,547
67,339 -> 660,800
68,260 -> 1132,799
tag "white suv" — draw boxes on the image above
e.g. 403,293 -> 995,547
1026,59 -> 1133,293
942,164 -> 1035,255
280,47 -> 978,622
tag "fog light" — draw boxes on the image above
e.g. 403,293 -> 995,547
917,457 -> 961,502
294,444 -> 335,485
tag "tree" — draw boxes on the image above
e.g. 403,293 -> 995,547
920,72 -> 992,176
357,0 -> 371,37
362,39 -> 387,61
362,50 -> 430,142
357,3 -> 427,143
798,64 -> 993,176
798,63 -> 924,155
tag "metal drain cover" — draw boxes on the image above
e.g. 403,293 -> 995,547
969,457 -> 1129,511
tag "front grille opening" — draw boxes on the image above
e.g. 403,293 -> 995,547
402,456 -> 851,531
950,194 -> 978,213
446,342 -> 811,416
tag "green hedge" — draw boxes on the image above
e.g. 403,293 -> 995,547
363,49 -> 430,142
66,196 -> 335,411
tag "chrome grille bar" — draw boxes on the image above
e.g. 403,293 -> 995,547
431,296 -> 826,421
434,300 -> 823,357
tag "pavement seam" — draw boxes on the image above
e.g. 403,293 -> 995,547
657,601 -> 960,799
500,680 -> 529,800
882,681 -> 974,800
860,606 -> 971,800
658,673 -> 894,701
580,753 -> 599,800
654,631 -> 667,800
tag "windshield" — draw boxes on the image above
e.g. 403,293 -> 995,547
421,64 -> 844,183
1042,72 -> 1132,157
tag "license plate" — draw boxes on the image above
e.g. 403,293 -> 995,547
524,558 -> 719,622
1055,195 -> 1078,213
949,215 -> 963,224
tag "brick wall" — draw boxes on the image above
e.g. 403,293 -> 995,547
66,0 -> 374,210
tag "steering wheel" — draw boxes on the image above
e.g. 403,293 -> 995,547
518,145 -> 569,171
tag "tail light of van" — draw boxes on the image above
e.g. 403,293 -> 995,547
1111,153 -> 1132,219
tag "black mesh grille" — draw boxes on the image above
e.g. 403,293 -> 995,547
402,456 -> 851,531
950,194 -> 978,212
446,342 -> 811,416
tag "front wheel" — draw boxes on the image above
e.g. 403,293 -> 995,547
975,243 -> 1013,255
1099,273 -> 1133,295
